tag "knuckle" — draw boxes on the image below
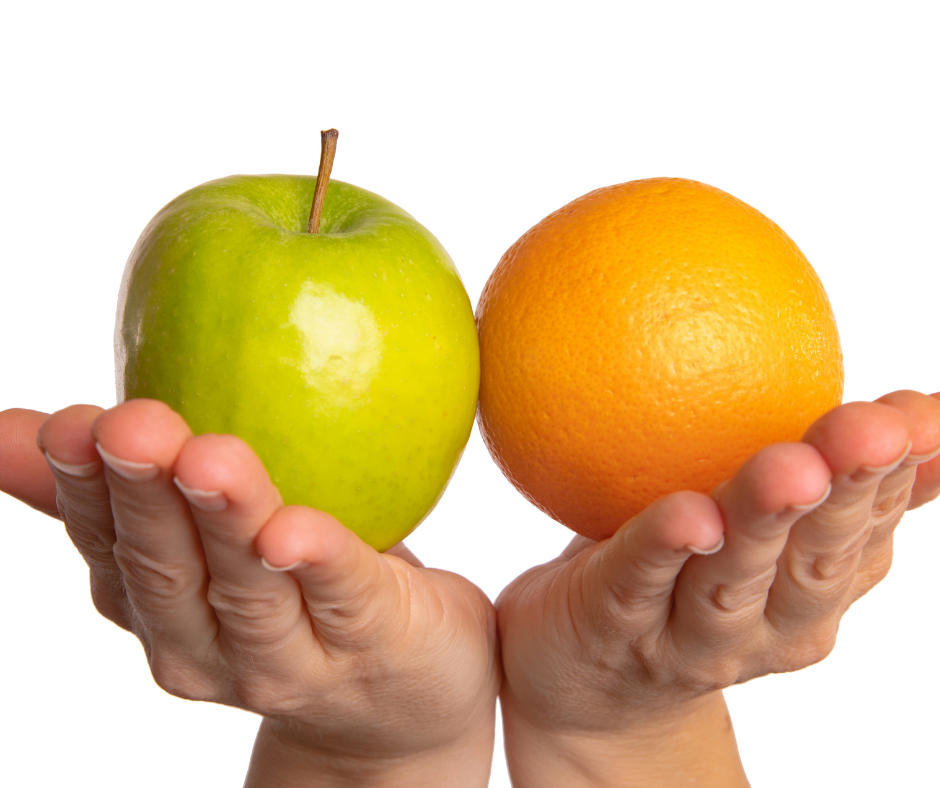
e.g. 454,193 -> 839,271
621,634 -> 668,683
65,524 -> 116,568
607,556 -> 673,613
206,581 -> 295,643
707,566 -> 777,615
302,566 -> 406,651
785,540 -> 863,594
808,553 -> 852,583
872,481 -> 911,519
577,629 -> 666,688
112,541 -> 195,601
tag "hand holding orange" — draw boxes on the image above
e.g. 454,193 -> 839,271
476,178 -> 843,541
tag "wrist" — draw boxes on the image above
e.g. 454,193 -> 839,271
244,715 -> 496,788
501,689 -> 749,788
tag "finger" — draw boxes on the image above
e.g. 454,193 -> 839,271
36,404 -> 134,629
92,399 -> 219,652
254,506 -> 407,650
672,442 -> 832,649
867,389 -> 940,534
909,452 -> 940,510
0,408 -> 57,517
847,391 -> 940,600
766,401 -> 911,635
906,392 -> 940,510
580,491 -> 725,636
173,434 -> 318,664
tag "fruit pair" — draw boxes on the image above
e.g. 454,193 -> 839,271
119,134 -> 841,548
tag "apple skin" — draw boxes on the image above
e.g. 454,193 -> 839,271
116,175 -> 479,551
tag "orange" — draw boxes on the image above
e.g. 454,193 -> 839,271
476,178 -> 843,541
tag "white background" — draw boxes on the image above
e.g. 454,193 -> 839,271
1,2 -> 938,786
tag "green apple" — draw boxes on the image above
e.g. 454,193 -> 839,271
115,172 -> 479,551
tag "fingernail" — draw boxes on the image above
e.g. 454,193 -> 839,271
858,440 -> 913,476
906,444 -> 940,465
688,534 -> 724,555
173,477 -> 228,513
790,482 -> 833,513
45,452 -> 100,478
95,442 -> 159,482
261,557 -> 308,572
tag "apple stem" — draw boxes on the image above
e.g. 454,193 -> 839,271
307,128 -> 339,234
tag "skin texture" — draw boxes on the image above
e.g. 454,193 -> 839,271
0,390 -> 938,785
118,175 -> 480,551
496,390 -> 940,787
0,400 -> 499,788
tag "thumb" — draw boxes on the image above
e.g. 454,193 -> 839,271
254,505 -> 405,647
0,408 -> 58,518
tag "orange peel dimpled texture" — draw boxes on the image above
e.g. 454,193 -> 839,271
476,178 -> 844,541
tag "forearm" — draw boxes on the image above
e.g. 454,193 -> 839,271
501,690 -> 749,788
244,715 -> 496,788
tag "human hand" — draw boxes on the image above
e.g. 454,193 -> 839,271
496,390 -> 940,788
0,400 -> 500,788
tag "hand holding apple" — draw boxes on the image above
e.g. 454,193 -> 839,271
4,401 -> 499,787
495,390 -> 940,788
0,134 -> 496,784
